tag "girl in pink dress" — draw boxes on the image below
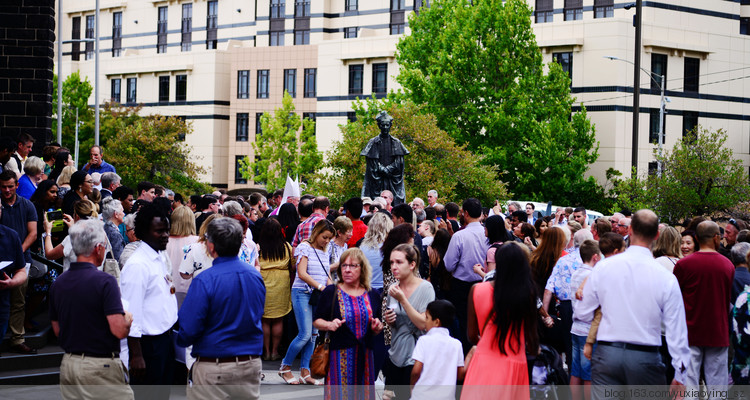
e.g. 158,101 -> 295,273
462,242 -> 540,399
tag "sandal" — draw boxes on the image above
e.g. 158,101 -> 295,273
300,373 -> 323,386
278,367 -> 299,385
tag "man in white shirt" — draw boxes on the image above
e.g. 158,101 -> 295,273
121,203 -> 178,400
575,209 -> 690,396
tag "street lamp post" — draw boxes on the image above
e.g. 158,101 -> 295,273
605,56 -> 668,177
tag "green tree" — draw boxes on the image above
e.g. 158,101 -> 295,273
309,98 -> 509,207
106,115 -> 212,195
239,92 -> 322,191
395,0 -> 600,206
52,72 -> 93,150
610,127 -> 750,223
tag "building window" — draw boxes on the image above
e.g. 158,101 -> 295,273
372,63 -> 388,94
207,0 -> 218,49
303,112 -> 316,135
157,6 -> 168,53
649,109 -> 665,144
535,0 -> 553,23
235,156 -> 248,184
553,52 -> 573,81
159,76 -> 170,103
284,69 -> 297,97
294,30 -> 310,45
347,112 -> 357,123
594,0 -> 614,18
344,27 -> 358,38
295,0 -> 310,17
257,70 -> 270,98
85,15 -> 95,60
176,75 -> 187,102
237,113 -> 249,142
415,0 -> 430,13
564,0 -> 583,21
682,111 -> 698,138
304,68 -> 317,98
126,78 -> 137,103
256,113 -> 264,136
345,0 -> 358,11
270,31 -> 284,46
238,70 -> 250,99
648,162 -> 658,176
71,16 -> 81,61
684,57 -> 699,93
110,79 -> 121,103
349,65 -> 364,95
651,53 -> 667,91
112,12 -> 122,57
182,4 -> 192,52
271,0 -> 285,19
742,18 -> 750,35
390,0 -> 405,35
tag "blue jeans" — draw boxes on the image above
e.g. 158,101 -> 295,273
281,288 -> 318,370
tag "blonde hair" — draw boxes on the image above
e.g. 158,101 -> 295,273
171,205 -> 196,237
57,165 -> 77,186
198,213 -> 222,257
336,247 -> 372,290
306,219 -> 335,248
362,212 -> 393,248
73,199 -> 98,220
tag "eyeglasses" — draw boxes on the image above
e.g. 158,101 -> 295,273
84,180 -> 93,184
341,264 -> 361,270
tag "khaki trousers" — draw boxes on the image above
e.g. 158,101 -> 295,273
60,353 -> 134,400
188,357 -> 262,400
9,278 -> 26,345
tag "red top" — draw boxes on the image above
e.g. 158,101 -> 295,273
347,219 -> 368,248
673,251 -> 734,347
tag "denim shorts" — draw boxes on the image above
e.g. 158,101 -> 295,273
571,333 -> 593,380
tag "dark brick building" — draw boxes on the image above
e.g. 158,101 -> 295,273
0,0 -> 55,151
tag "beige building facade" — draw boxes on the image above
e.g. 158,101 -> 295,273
56,0 -> 750,190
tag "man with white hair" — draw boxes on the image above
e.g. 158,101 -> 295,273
426,190 -> 441,208
91,172 -> 102,191
731,242 -> 750,303
544,227 -> 594,360
49,219 -> 134,399
411,197 -> 426,223
100,172 -> 121,199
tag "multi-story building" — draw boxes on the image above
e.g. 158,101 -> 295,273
56,0 -> 750,191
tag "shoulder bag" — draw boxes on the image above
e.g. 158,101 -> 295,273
308,247 -> 331,306
102,236 -> 120,284
310,287 -> 338,379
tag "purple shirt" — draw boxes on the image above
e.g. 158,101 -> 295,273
84,160 -> 116,174
443,221 -> 489,282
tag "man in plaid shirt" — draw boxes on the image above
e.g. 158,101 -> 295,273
292,196 -> 330,248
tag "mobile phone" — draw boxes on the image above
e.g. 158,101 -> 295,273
47,210 -> 63,221
436,217 -> 442,222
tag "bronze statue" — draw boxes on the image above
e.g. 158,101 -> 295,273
361,111 -> 409,205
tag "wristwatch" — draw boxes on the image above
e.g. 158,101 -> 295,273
42,233 -> 49,239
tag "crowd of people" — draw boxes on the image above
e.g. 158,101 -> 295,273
0,134 -> 748,400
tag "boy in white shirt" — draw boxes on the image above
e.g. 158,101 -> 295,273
410,300 -> 466,400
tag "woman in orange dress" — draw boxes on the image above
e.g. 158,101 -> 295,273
462,242 -> 540,400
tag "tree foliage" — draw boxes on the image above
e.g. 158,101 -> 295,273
52,72 -> 93,150
106,116 -> 212,195
239,92 -> 322,192
395,0 -> 601,206
609,127 -> 750,223
309,97 -> 509,207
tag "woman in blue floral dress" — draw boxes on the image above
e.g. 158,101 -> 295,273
732,286 -> 750,384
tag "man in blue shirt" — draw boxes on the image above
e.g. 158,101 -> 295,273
82,145 -> 116,174
177,217 -> 265,400
0,205 -> 28,354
